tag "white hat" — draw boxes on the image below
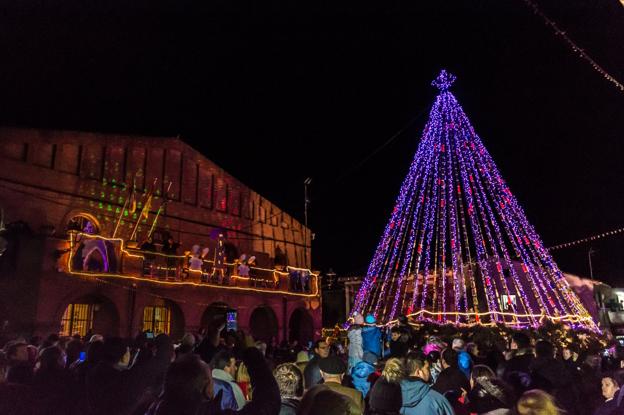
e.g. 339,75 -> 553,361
452,338 -> 466,351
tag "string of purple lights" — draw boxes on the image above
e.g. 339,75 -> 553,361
352,70 -> 597,330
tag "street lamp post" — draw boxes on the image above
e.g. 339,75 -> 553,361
588,247 -> 596,281
587,247 -> 605,320
304,178 -> 312,269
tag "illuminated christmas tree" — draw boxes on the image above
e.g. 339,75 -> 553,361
352,71 -> 596,330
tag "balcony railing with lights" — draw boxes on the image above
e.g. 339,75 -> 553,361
65,232 -> 319,297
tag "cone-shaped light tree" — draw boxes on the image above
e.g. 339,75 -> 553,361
352,71 -> 596,330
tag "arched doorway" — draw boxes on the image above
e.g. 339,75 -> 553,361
289,307 -> 314,346
201,302 -> 229,331
66,213 -> 100,234
60,295 -> 120,337
142,299 -> 185,340
249,305 -> 278,343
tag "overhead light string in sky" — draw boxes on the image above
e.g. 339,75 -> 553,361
522,0 -> 624,94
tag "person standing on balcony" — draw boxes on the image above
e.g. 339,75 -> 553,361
141,237 -> 156,252
213,233 -> 227,284
161,237 -> 180,279
161,236 -> 179,255
247,256 -> 257,287
238,254 -> 250,278
189,245 -> 203,271
140,237 -> 157,277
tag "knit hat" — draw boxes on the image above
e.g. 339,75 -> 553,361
369,378 -> 402,413
296,351 -> 310,363
365,314 -> 376,324
452,338 -> 466,351
318,356 -> 346,375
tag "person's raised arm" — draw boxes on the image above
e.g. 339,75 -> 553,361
237,347 -> 280,415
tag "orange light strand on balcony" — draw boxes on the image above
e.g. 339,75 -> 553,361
67,233 -> 319,297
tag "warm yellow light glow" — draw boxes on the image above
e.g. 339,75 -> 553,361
348,309 -> 593,328
404,309 -> 592,322
68,233 -> 319,297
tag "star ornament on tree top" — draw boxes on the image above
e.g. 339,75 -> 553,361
431,69 -> 456,91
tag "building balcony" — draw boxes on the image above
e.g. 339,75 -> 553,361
64,232 -> 319,297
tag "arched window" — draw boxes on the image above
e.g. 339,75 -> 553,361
66,214 -> 100,234
143,305 -> 171,334
61,303 -> 94,336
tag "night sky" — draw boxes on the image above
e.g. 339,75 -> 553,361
1,0 -> 623,284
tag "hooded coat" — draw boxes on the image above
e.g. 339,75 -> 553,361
347,326 -> 363,364
278,397 -> 299,415
351,360 -> 376,398
399,377 -> 455,415
362,326 -> 382,358
457,350 -> 473,378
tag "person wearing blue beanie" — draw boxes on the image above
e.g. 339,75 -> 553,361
361,314 -> 382,358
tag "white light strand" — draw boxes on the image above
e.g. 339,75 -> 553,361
522,0 -> 624,93
548,226 -> 624,251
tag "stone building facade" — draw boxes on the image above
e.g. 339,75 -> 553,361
0,127 -> 320,344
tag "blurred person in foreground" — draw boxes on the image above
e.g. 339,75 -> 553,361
274,363 -> 304,415
400,351 -> 454,415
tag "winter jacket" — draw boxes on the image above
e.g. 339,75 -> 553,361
351,360 -> 376,398
279,397 -> 299,415
362,326 -> 382,358
212,369 -> 246,410
432,366 -> 470,396
457,350 -> 472,378
324,381 -> 365,415
303,355 -> 322,389
593,398 -> 623,415
348,327 -> 364,362
212,377 -> 238,411
400,377 -> 455,415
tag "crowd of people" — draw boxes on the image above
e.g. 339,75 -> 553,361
0,314 -> 622,415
